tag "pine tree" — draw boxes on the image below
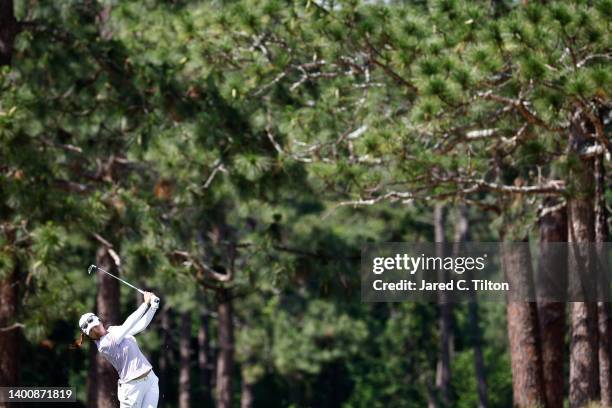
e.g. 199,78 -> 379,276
537,200 -> 567,408
203,1 -> 610,405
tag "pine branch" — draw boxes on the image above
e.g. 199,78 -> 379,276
52,179 -> 91,194
452,177 -> 565,194
327,176 -> 564,214
365,41 -> 418,94
574,101 -> 611,153
537,201 -> 567,220
39,137 -> 83,154
203,160 -> 227,190
577,52 -> 612,68
170,250 -> 233,283
92,233 -> 113,248
477,91 -> 563,132
0,323 -> 24,332
464,128 -> 498,140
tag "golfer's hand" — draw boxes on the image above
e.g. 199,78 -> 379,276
151,294 -> 160,309
143,292 -> 153,304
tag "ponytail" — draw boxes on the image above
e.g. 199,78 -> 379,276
70,332 -> 85,349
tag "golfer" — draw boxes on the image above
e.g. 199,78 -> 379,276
75,291 -> 160,408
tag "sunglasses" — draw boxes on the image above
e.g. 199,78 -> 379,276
81,316 -> 97,330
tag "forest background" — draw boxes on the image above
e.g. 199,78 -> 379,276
0,0 -> 611,407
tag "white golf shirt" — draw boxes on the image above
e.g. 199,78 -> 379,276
95,302 -> 158,382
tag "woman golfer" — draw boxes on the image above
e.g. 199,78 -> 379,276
76,291 -> 160,408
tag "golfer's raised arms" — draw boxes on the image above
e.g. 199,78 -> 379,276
128,294 -> 160,336
109,293 -> 156,343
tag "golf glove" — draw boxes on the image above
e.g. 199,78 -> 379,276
151,295 -> 160,310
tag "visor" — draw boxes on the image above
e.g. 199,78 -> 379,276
79,313 -> 101,336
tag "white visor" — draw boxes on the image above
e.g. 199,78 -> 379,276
79,313 -> 101,336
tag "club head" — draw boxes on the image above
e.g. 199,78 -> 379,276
88,265 -> 97,275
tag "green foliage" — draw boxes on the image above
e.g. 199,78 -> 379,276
273,300 -> 367,376
452,348 -> 512,408
4,0 -> 608,406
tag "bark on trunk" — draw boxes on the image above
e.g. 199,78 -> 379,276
0,3 -> 21,401
570,301 -> 599,407
568,112 -> 599,407
595,153 -> 612,406
87,342 -> 99,408
179,311 -> 191,408
198,302 -> 213,406
94,245 -> 121,408
0,264 -> 20,408
503,242 -> 545,407
0,0 -> 19,67
158,307 -> 173,406
216,288 -> 234,408
599,300 -> 612,407
469,301 -> 488,408
240,368 -> 255,408
537,200 -> 567,408
434,204 -> 451,407
455,205 -> 488,408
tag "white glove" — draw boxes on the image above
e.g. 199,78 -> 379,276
151,295 -> 160,310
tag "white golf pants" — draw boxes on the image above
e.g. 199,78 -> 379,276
117,371 -> 159,408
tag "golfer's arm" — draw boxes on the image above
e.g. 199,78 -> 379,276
112,302 -> 149,342
128,305 -> 157,336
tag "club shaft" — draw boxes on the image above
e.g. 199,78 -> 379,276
95,266 -> 145,294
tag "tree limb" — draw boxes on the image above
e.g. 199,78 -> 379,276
171,250 -> 233,283
0,323 -> 24,332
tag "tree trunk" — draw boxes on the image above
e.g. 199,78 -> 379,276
434,204 -> 451,407
179,311 -> 191,408
537,200 -> 568,408
158,306 -> 173,406
0,264 -> 20,408
469,301 -> 488,408
240,368 -> 255,408
216,288 -> 234,408
0,2 -> 21,401
87,341 -> 99,408
0,0 -> 19,67
503,242 -> 545,407
94,245 -> 121,408
198,301 -> 213,406
595,153 -> 612,406
598,291 -> 612,406
570,301 -> 600,407
568,111 -> 599,407
455,205 -> 488,408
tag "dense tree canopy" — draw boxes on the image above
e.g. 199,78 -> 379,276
0,0 -> 610,407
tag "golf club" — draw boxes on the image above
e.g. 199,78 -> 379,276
88,264 -> 159,304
